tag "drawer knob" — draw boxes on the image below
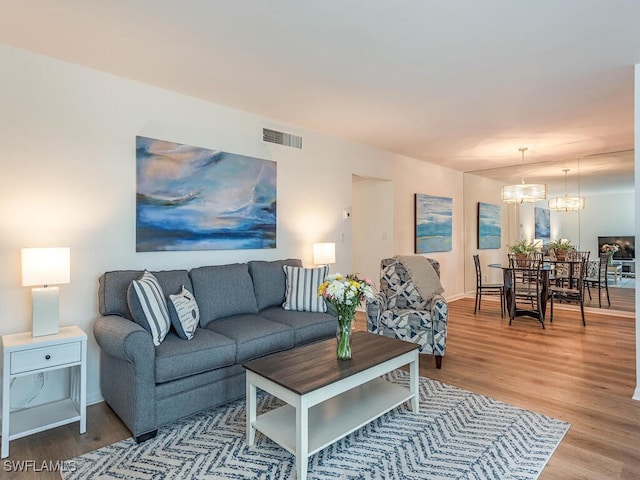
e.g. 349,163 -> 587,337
45,354 -> 51,360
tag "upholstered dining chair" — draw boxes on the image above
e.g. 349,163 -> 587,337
473,254 -> 504,317
551,250 -> 589,288
365,256 -> 448,368
585,255 -> 611,307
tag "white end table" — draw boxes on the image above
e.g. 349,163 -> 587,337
607,263 -> 622,284
1,325 -> 87,458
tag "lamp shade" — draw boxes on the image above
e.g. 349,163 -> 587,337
22,247 -> 70,286
501,183 -> 547,203
313,242 -> 336,265
548,195 -> 585,211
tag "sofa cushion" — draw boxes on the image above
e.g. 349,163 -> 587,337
127,271 -> 171,346
99,269 -> 192,320
155,328 -> 236,383
283,265 -> 329,312
259,307 -> 336,345
168,286 -> 200,340
190,264 -> 259,327
248,259 -> 303,311
205,315 -> 294,363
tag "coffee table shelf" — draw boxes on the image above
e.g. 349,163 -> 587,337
253,377 -> 412,455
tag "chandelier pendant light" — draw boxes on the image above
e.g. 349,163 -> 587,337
548,168 -> 585,211
501,147 -> 547,203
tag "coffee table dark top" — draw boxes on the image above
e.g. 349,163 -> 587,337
243,331 -> 419,395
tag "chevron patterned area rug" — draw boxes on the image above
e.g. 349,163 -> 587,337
62,371 -> 569,480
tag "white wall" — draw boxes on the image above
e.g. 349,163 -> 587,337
463,173 -> 511,293
352,177 -> 394,287
0,45 -> 464,407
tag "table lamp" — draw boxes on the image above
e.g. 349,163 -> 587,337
21,247 -> 70,337
313,242 -> 336,267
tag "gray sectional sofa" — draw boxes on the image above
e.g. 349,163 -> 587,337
93,259 -> 336,442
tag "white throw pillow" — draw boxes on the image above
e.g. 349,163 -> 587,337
168,286 -> 200,340
127,271 -> 171,346
282,265 -> 329,313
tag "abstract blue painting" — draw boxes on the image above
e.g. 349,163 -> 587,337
534,207 -> 550,240
136,136 -> 276,252
415,194 -> 453,253
478,202 -> 501,249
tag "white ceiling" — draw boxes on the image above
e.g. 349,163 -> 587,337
1,1 -> 639,174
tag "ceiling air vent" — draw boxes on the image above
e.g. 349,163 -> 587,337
263,128 -> 303,149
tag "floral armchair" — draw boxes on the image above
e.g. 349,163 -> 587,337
365,257 -> 448,368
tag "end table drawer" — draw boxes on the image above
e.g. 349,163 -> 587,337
10,342 -> 82,374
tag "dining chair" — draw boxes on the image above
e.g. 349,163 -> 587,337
552,250 -> 589,288
507,254 -> 546,328
473,255 -> 504,317
584,255 -> 611,307
549,255 -> 588,326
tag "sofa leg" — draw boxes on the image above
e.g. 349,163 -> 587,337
435,355 -> 443,369
136,430 -> 158,444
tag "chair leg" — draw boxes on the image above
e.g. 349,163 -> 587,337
586,284 -> 592,300
474,290 -> 479,313
550,293 -> 554,323
580,300 -> 586,326
605,283 -> 610,306
597,284 -> 601,308
435,355 -> 442,369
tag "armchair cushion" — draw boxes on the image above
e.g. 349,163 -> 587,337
381,257 -> 443,310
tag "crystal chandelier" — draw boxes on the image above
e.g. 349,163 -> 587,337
501,148 -> 547,203
548,168 -> 585,211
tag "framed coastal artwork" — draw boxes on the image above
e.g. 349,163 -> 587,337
414,193 -> 453,253
477,202 -> 501,249
534,207 -> 551,240
136,136 -> 277,252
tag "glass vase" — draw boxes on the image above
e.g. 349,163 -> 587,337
336,315 -> 353,360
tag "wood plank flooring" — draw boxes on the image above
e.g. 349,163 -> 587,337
4,297 -> 640,479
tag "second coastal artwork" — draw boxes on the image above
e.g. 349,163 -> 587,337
415,193 -> 453,253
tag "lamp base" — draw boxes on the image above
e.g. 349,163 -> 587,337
32,287 -> 59,337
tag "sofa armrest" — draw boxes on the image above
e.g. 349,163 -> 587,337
94,315 -> 158,440
94,315 -> 155,365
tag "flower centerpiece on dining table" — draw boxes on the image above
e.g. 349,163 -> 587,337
601,243 -> 619,265
318,273 -> 375,360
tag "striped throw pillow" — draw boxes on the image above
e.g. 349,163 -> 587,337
127,271 -> 171,346
282,265 -> 329,313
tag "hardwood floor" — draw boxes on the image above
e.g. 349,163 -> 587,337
4,298 -> 640,479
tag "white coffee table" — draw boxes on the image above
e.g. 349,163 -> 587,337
244,331 -> 420,480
